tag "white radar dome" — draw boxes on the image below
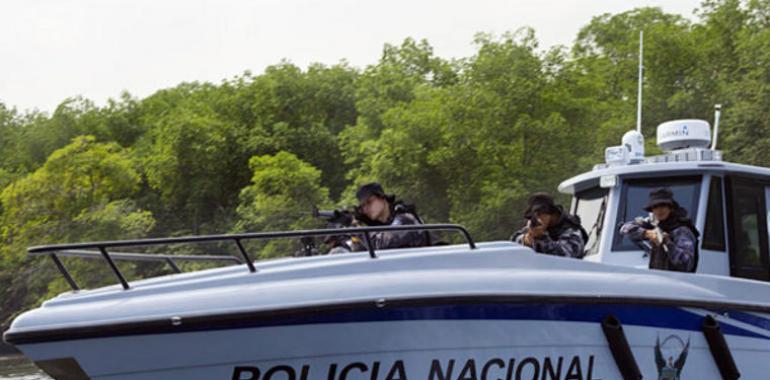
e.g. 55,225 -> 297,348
656,119 -> 711,152
622,130 -> 645,162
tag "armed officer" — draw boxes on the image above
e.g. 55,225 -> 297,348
355,183 -> 430,250
511,193 -> 588,258
619,188 -> 699,272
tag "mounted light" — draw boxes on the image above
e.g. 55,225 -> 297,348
605,146 -> 630,166
600,175 -> 618,188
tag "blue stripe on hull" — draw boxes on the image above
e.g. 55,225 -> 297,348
725,310 -> 770,331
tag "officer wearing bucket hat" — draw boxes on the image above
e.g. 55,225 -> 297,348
355,183 -> 430,250
511,193 -> 588,258
619,188 -> 699,272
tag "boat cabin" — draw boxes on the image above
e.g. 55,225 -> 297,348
559,119 -> 770,281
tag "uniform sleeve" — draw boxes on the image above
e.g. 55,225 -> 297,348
619,220 -> 647,241
534,227 -> 585,258
511,227 -> 528,244
664,227 -> 696,272
371,213 -> 427,249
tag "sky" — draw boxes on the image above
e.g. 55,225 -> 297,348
1,0 -> 703,114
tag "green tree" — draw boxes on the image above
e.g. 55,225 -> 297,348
138,106 -> 239,234
235,151 -> 330,257
0,136 -> 154,328
346,32 -> 590,239
720,0 -> 770,165
572,8 -> 701,154
341,38 -> 459,191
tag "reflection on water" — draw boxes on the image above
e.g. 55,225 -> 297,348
0,356 -> 50,380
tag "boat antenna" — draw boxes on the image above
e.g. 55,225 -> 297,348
636,30 -> 644,133
712,104 -> 722,150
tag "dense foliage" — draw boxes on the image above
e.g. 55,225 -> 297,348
1,1 -> 769,328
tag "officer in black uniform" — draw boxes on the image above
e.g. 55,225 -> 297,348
619,188 -> 699,272
355,183 -> 430,250
511,193 -> 588,258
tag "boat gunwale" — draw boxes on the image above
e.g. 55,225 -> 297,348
5,293 -> 770,346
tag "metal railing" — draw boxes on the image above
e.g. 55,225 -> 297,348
28,224 -> 476,291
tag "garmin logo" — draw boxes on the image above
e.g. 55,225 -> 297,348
660,125 -> 690,139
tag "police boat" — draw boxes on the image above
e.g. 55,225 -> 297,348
4,116 -> 770,380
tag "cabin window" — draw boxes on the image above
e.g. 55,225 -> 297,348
727,178 -> 769,281
613,176 -> 702,251
703,177 -> 726,251
573,187 -> 609,256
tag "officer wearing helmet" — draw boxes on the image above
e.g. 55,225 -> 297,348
355,183 -> 430,250
511,193 -> 588,258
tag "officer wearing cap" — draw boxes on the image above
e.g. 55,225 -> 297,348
511,193 -> 588,258
356,183 -> 430,250
619,188 -> 699,272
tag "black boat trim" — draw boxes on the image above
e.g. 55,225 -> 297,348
702,315 -> 741,380
5,294 -> 770,345
601,315 -> 642,380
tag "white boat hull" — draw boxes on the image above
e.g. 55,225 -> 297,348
15,302 -> 770,380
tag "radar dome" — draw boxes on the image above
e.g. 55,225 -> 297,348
656,119 -> 711,152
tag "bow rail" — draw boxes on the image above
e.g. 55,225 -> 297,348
28,224 -> 476,291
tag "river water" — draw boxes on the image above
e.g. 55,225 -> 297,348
0,356 -> 49,380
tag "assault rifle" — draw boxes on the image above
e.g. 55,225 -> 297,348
633,213 -> 669,254
527,214 -> 542,228
311,206 -> 366,254
312,206 -> 359,227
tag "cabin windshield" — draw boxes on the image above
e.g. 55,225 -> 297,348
613,176 -> 702,251
573,187 -> 609,256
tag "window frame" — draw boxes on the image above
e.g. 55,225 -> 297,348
573,187 -> 609,256
725,176 -> 770,281
702,176 -> 727,251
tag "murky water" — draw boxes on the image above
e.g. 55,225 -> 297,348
0,356 -> 50,380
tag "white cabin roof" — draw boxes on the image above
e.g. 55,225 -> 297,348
558,159 -> 770,194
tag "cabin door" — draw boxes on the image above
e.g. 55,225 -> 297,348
725,176 -> 770,281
